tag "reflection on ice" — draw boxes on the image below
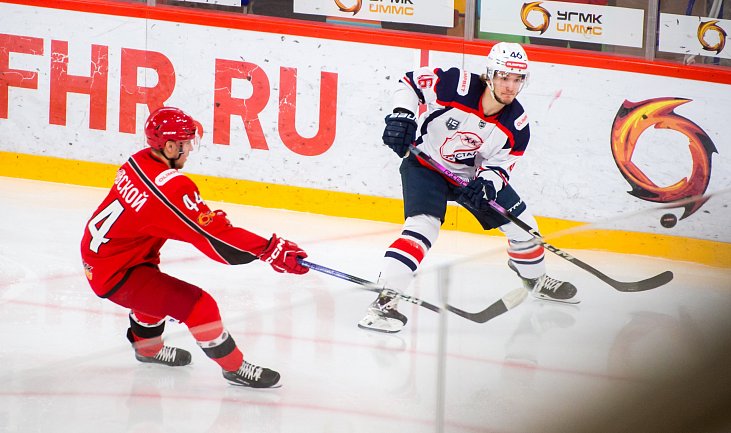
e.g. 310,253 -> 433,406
0,177 -> 729,433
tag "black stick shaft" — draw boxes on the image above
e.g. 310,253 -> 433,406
408,145 -> 673,292
298,258 -> 526,323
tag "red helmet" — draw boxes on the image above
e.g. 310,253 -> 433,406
144,107 -> 198,150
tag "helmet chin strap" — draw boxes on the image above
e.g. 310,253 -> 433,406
485,77 -> 508,107
486,78 -> 498,101
160,142 -> 184,168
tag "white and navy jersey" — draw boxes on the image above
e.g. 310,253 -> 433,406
394,66 -> 529,188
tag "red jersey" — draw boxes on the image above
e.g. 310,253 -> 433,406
81,148 -> 269,297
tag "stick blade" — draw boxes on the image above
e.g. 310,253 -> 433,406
612,270 -> 674,292
447,287 -> 527,323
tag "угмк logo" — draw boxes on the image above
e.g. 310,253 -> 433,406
521,1 -> 603,37
697,20 -> 727,54
521,2 -> 551,34
610,97 -> 718,228
334,0 -> 362,15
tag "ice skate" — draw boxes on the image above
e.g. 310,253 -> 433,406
508,261 -> 579,304
134,345 -> 192,367
358,291 -> 408,333
223,360 -> 281,388
127,328 -> 192,367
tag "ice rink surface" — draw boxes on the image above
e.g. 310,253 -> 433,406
1,176 -> 730,433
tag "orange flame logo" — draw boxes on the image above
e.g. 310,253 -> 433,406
521,2 -> 551,35
611,98 -> 717,221
334,0 -> 362,15
697,20 -> 727,54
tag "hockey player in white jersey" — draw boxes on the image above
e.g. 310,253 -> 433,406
360,42 -> 579,333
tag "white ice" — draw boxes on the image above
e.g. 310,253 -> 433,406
1,176 -> 730,433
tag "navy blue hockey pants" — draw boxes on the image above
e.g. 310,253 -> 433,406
399,154 -> 527,229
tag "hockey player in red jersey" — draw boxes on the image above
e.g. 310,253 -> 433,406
359,42 -> 579,333
80,106 -> 309,387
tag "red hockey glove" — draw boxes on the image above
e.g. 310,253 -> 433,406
259,234 -> 309,274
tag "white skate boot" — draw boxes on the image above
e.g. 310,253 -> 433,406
358,291 -> 408,333
508,261 -> 580,304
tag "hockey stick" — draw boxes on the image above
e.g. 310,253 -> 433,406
298,258 -> 527,324
408,145 -> 673,293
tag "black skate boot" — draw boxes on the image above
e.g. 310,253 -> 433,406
223,360 -> 281,388
127,328 -> 192,367
508,261 -> 579,304
357,291 -> 408,333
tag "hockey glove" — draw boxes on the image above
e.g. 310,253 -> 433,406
259,234 -> 309,274
382,111 -> 417,158
459,177 -> 497,212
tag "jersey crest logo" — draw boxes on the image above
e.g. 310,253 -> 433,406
197,211 -> 215,227
514,112 -> 528,130
479,120 -> 486,129
155,169 -> 181,186
441,132 -> 484,165
446,118 -> 461,130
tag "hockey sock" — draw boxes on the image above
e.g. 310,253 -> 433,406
197,330 -> 244,372
184,291 -> 243,372
500,210 -> 546,279
379,214 -> 440,292
507,239 -> 545,279
127,312 -> 165,357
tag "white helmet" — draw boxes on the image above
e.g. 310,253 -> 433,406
486,42 -> 530,88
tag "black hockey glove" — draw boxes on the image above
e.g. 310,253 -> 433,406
382,111 -> 417,158
459,177 -> 497,212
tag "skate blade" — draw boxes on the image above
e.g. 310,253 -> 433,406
531,293 -> 582,304
227,381 -> 283,389
357,322 -> 402,334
